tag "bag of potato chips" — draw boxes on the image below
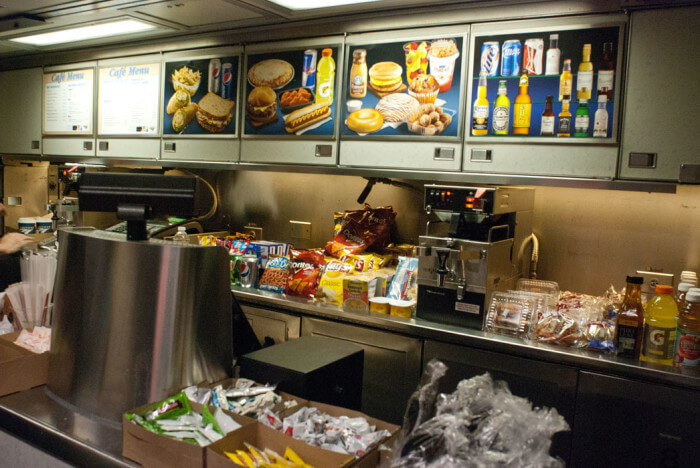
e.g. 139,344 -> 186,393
317,260 -> 355,305
285,249 -> 325,299
325,204 -> 396,257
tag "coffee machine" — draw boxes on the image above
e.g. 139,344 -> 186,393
416,185 -> 534,329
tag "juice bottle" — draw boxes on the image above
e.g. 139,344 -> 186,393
316,48 -> 335,104
616,276 -> 645,358
675,281 -> 694,310
640,284 -> 679,366
674,288 -> 700,373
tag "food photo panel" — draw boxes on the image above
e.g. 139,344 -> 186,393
342,36 -> 463,138
163,55 -> 239,135
243,46 -> 339,136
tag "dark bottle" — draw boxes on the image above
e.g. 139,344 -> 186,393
540,95 -> 555,136
616,276 -> 645,358
597,42 -> 615,101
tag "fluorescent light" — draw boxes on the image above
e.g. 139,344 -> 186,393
10,19 -> 156,46
268,0 -> 382,10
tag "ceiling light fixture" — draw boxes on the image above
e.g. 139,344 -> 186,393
10,19 -> 157,46
267,0 -> 382,10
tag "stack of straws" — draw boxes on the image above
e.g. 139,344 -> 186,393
4,250 -> 58,330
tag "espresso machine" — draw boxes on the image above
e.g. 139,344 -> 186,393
416,185 -> 534,329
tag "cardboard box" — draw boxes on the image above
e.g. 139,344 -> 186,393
122,400 -> 255,468
207,422 -> 354,468
206,378 -> 308,417
0,331 -> 49,397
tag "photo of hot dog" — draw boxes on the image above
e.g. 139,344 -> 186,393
284,102 -> 331,133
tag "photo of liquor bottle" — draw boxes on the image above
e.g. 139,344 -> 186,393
574,100 -> 590,137
545,34 -> 560,75
559,59 -> 572,101
492,79 -> 510,135
541,95 -> 555,136
513,74 -> 531,135
558,100 -> 572,137
577,43 -> 593,100
593,94 -> 608,137
597,42 -> 615,100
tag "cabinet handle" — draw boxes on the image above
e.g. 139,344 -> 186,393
315,144 -> 332,158
628,152 -> 656,169
434,147 -> 455,161
470,148 -> 492,162
31,140 -> 40,150
679,164 -> 700,183
164,142 -> 176,152
99,141 -> 109,151
83,141 -> 93,151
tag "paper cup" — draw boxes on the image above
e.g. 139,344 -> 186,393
428,51 -> 459,93
390,299 -> 416,318
35,219 -> 53,233
369,297 -> 391,314
18,218 -> 36,234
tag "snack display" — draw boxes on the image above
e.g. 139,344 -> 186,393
278,87 -> 313,113
248,59 -> 294,89
246,86 -> 279,128
347,108 -> 383,134
407,103 -> 453,135
375,93 -> 420,122
316,260 -> 355,305
408,74 -> 440,104
368,61 -> 405,96
284,102 -> 331,133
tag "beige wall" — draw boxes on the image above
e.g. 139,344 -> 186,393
215,170 -> 699,296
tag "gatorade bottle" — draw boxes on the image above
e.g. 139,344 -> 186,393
674,288 -> 700,373
316,48 -> 335,105
640,284 -> 679,366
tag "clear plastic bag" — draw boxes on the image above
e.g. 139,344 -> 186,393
386,359 -> 569,467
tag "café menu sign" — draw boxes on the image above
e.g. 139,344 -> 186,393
98,63 -> 160,135
43,69 -> 93,135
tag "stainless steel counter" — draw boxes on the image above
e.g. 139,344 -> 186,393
232,286 -> 700,392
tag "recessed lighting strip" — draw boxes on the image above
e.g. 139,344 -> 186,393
10,19 -> 157,46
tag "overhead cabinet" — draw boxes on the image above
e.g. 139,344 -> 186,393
0,68 -> 42,156
619,7 -> 700,182
340,26 -> 468,171
240,36 -> 344,165
463,15 -> 626,178
42,62 -> 97,158
161,46 -> 241,163
96,55 -> 161,160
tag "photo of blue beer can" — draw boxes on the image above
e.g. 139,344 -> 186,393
240,254 -> 259,288
480,41 -> 500,77
302,49 -> 317,89
221,62 -> 233,99
501,40 -> 521,76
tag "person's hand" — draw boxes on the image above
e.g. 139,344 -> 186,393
0,232 -> 32,254
0,203 -> 6,217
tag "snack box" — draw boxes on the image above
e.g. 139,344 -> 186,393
207,421 -> 353,468
0,331 -> 49,397
122,400 -> 254,468
343,275 -> 380,313
274,400 -> 400,468
205,378 -> 308,416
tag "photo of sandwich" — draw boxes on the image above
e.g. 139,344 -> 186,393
195,92 -> 235,133
368,61 -> 406,97
246,86 -> 278,128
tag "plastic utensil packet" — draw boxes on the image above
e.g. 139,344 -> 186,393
143,392 -> 192,421
183,385 -> 211,405
258,408 -> 283,429
211,384 -> 229,410
225,384 -> 277,398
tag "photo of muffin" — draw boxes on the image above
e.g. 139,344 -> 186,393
408,74 -> 439,103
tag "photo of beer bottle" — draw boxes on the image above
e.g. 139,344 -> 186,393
559,59 -> 572,101
472,72 -> 489,136
512,74 -> 531,135
492,80 -> 510,135
576,44 -> 593,101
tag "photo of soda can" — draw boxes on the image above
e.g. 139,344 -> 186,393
208,58 -> 221,94
501,39 -> 521,76
221,62 -> 233,99
240,254 -> 259,288
524,38 -> 544,75
302,49 -> 317,89
480,41 -> 500,77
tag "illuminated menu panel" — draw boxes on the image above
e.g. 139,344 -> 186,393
98,63 -> 160,135
43,68 -> 93,135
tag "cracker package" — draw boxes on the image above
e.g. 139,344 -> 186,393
258,256 -> 290,294
316,260 -> 355,305
285,249 -> 325,299
325,204 -> 396,257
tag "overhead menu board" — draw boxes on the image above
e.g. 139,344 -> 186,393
341,35 -> 463,138
42,68 -> 93,135
163,55 -> 239,136
98,63 -> 160,135
243,46 -> 339,137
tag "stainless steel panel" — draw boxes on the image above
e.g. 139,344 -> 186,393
43,137 -> 97,157
0,68 -> 42,155
423,340 -> 578,463
240,139 -> 337,165
301,316 -> 422,425
242,305 -> 300,346
573,371 -> 700,467
340,141 -> 462,171
49,228 -> 232,422
621,7 -> 700,181
161,138 -> 238,162
96,138 -> 160,159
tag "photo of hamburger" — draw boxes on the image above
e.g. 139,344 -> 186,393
368,61 -> 406,97
246,86 -> 278,128
195,92 -> 234,133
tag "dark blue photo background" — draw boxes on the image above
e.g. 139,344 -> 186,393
342,37 -> 463,138
243,47 -> 339,136
470,26 -> 619,137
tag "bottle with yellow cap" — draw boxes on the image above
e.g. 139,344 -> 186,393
640,284 -> 679,366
